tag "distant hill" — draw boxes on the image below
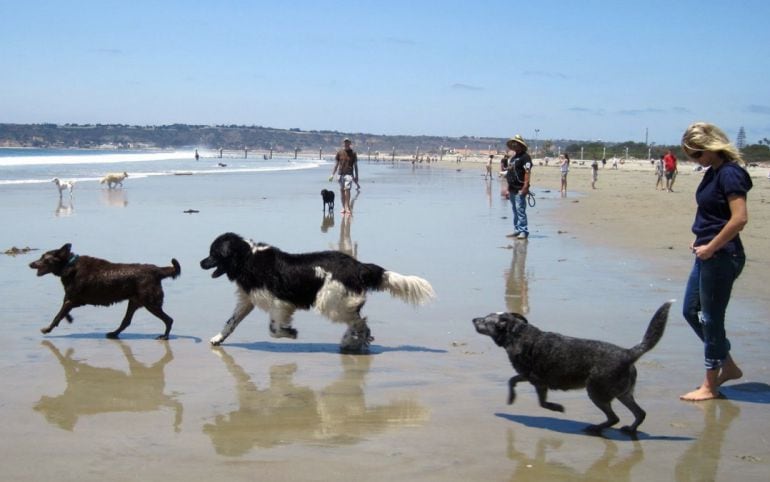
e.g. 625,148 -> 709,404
8,123 -> 753,161
0,123 -> 510,156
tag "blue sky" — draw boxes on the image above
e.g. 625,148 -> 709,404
2,0 -> 769,145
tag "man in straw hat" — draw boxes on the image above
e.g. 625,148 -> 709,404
505,134 -> 533,239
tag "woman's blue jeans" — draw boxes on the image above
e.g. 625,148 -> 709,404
682,251 -> 745,370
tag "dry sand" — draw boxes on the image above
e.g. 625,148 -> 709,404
1,159 -> 769,481
463,156 -> 770,303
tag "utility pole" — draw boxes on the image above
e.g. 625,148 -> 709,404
736,126 -> 746,151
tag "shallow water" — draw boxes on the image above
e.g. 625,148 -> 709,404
1,160 -> 768,480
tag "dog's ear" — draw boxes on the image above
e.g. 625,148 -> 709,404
58,243 -> 72,256
216,239 -> 232,258
499,312 -> 528,337
498,312 -> 527,324
512,313 -> 529,325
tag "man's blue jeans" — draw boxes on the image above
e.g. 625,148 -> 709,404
682,251 -> 745,370
510,193 -> 528,235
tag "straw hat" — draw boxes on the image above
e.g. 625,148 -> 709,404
506,135 -> 528,150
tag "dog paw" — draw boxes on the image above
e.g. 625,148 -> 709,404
105,332 -> 120,339
583,425 -> 604,435
269,326 -> 298,339
543,402 -> 565,412
155,334 -> 170,341
210,335 -> 223,346
40,327 -> 52,334
339,344 -> 371,355
619,425 -> 638,435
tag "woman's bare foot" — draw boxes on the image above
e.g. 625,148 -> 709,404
717,358 -> 743,386
681,369 -> 722,401
680,385 -> 723,402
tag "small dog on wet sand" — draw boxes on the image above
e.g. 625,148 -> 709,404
321,189 -> 335,213
200,232 -> 435,353
100,171 -> 129,189
473,301 -> 671,434
52,178 -> 75,197
29,243 -> 180,340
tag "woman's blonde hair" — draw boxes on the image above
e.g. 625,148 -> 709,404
681,122 -> 745,166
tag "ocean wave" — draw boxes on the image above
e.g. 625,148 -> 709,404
0,162 -> 324,186
0,151 -> 192,167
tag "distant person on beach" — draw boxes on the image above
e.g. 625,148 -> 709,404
500,154 -> 510,174
560,153 -> 570,194
664,149 -> 678,192
679,122 -> 752,402
601,158 -> 607,168
485,155 -> 494,179
194,149 -> 199,161
655,155 -> 665,190
504,135 -> 532,240
329,138 -> 359,215
590,159 -> 598,189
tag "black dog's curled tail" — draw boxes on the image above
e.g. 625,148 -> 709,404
628,300 -> 673,361
159,258 -> 182,280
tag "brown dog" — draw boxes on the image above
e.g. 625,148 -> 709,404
29,243 -> 180,339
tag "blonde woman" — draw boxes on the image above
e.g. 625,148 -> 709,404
680,122 -> 753,402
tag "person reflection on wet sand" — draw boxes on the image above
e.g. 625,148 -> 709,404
327,190 -> 358,257
504,241 -> 529,314
675,400 -> 740,482
337,212 -> 358,258
506,429 -> 643,480
34,340 -> 182,432
203,349 -> 429,456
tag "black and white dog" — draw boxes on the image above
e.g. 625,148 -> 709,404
200,232 -> 435,353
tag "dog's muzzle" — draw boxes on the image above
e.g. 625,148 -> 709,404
200,257 -> 225,278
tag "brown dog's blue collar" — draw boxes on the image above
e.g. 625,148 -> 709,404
67,254 -> 79,266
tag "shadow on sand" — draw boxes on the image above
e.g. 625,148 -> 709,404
222,340 -> 447,355
43,332 -> 203,343
495,413 -> 693,442
720,382 -> 770,404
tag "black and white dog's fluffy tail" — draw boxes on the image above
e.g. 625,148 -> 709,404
380,271 -> 435,305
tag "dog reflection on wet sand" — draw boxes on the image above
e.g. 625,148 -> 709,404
203,349 -> 429,456
34,340 -> 182,432
507,430 -> 643,480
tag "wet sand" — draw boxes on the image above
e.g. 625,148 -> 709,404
1,160 -> 768,480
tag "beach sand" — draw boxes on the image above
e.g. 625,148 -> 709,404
1,159 -> 768,481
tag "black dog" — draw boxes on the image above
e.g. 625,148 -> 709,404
200,232 -> 435,353
29,243 -> 180,340
473,301 -> 671,434
321,189 -> 335,213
